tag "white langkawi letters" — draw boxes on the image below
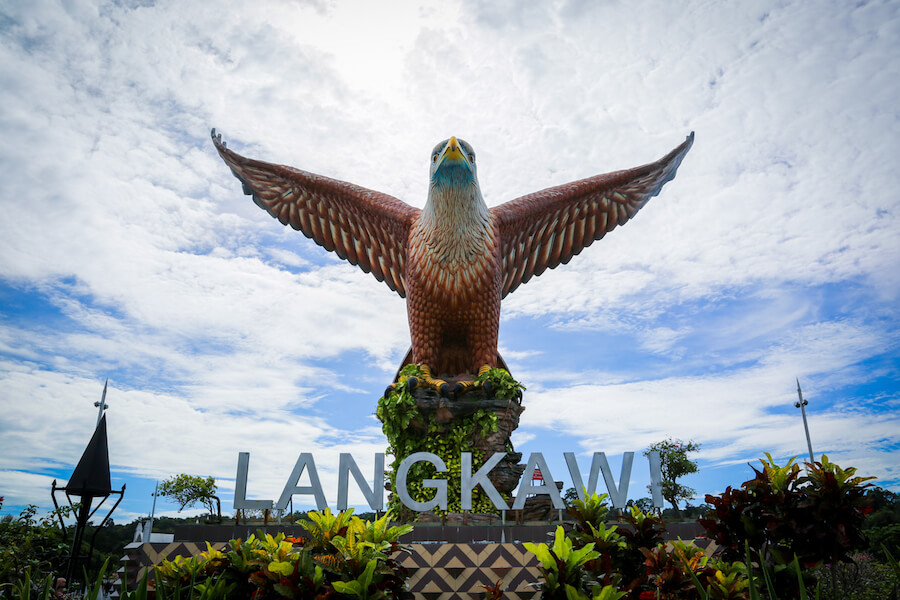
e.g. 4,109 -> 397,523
234,450 -> 664,511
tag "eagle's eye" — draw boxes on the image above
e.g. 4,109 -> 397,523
432,153 -> 438,164
468,153 -> 475,164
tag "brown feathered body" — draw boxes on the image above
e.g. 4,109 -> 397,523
211,131 -> 694,378
406,169 -> 502,376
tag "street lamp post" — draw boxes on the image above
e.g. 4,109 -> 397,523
794,378 -> 815,465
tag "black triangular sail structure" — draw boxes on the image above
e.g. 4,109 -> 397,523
51,403 -> 125,587
65,414 -> 112,497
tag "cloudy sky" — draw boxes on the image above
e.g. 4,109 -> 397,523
1,0 -> 898,523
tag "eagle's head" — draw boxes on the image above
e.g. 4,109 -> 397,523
429,136 -> 478,190
424,136 -> 488,231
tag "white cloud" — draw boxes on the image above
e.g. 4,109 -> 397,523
517,319 -> 899,483
0,0 -> 898,517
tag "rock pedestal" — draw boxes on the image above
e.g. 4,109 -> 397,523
407,385 -> 526,497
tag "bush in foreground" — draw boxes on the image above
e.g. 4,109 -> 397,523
527,455 -> 896,599
153,508 -> 413,600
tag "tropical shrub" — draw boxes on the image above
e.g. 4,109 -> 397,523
525,526 -> 601,599
530,455 -> 884,600
699,454 -> 875,598
640,540 -> 711,599
0,501 -> 74,590
616,506 -> 667,595
563,492 -> 625,590
153,509 -> 413,600
563,491 -> 667,598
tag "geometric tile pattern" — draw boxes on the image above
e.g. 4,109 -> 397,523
399,544 -> 542,600
124,542 -> 542,600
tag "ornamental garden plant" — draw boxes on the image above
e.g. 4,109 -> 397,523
526,455 -> 897,600
3,455 -> 898,600
153,509 -> 414,600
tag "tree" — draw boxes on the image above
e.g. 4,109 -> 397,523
158,475 -> 221,522
626,497 -> 655,513
643,438 -> 701,515
0,499 -> 73,587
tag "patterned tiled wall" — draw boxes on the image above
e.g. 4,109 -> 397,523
400,543 -> 541,599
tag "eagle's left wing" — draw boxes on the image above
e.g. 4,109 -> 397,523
211,129 -> 420,297
491,133 -> 693,298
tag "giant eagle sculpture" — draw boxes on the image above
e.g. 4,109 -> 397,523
212,130 -> 693,394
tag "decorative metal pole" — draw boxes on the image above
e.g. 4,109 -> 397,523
94,378 -> 108,427
52,382 -> 124,587
794,378 -> 815,465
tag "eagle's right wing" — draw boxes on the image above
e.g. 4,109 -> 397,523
212,129 -> 421,297
492,133 -> 693,298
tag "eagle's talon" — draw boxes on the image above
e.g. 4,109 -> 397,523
406,377 -> 419,392
482,380 -> 493,395
452,382 -> 465,396
438,382 -> 451,397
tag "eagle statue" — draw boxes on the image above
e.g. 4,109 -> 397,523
211,130 -> 693,395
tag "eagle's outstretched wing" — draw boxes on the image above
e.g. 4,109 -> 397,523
212,129 -> 421,297
491,133 -> 694,298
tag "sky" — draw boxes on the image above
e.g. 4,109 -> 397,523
1,0 -> 898,525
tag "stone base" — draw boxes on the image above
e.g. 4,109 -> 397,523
406,385 -> 525,496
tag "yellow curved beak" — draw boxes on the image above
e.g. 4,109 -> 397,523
440,136 -> 467,165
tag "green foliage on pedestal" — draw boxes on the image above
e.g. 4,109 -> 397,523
377,365 -> 517,517
475,367 -> 526,400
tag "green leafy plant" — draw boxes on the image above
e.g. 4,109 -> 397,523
700,455 -> 874,598
151,509 -> 412,600
474,367 -> 526,401
331,559 -> 381,600
640,540 -> 710,599
615,505 -> 668,596
675,548 -> 751,600
565,583 -> 627,600
2,568 -> 54,600
525,526 -> 602,599
482,578 -> 504,600
564,492 -> 668,596
378,370 -> 506,516
351,512 -> 413,548
566,491 -> 612,535
299,507 -> 355,553
0,502 -> 74,589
